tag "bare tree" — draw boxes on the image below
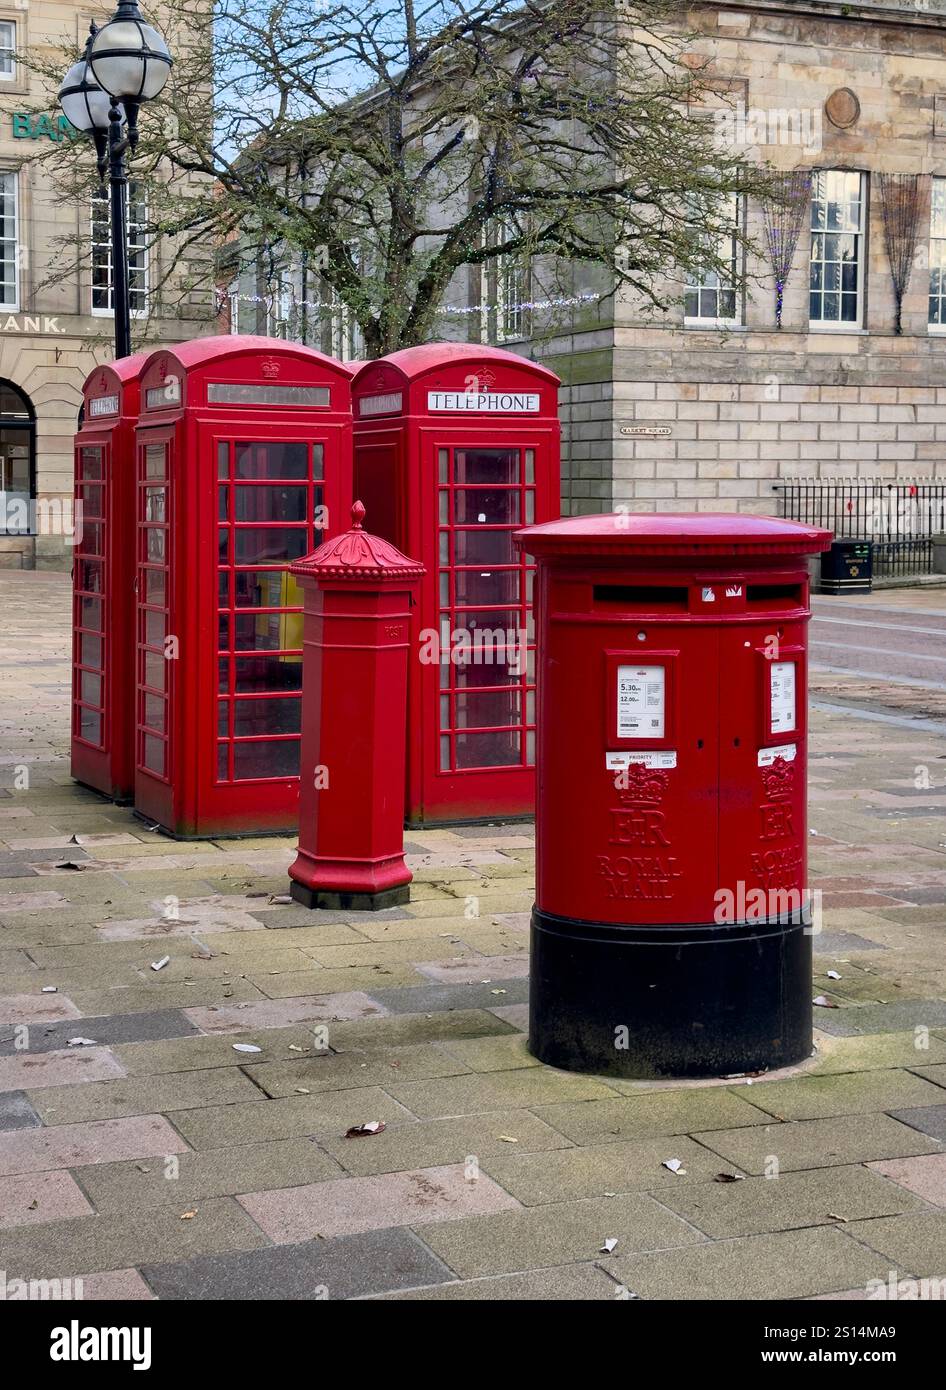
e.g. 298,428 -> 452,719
27,0 -> 775,356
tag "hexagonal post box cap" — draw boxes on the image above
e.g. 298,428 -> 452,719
514,511 -> 832,559
290,501 -> 426,583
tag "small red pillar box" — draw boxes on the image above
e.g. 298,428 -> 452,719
289,502 -> 425,911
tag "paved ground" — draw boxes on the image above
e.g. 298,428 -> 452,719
0,570 -> 945,1300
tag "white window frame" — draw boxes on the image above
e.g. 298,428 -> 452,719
0,168 -> 19,310
684,194 -> 743,329
809,169 -> 866,331
90,184 -> 150,318
227,280 -> 240,333
0,21 -> 15,83
929,176 -> 946,334
480,218 -> 530,344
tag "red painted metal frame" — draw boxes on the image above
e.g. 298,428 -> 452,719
71,353 -> 149,801
132,335 -> 353,838
352,344 -> 561,825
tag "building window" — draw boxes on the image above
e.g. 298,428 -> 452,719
929,178 -> 946,331
481,218 -> 530,343
91,184 -> 149,315
684,194 -> 742,326
0,170 -> 18,308
809,169 -> 865,328
0,21 -> 15,81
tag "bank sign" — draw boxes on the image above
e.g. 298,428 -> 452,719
11,113 -> 78,142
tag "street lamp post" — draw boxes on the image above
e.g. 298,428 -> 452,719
58,3 -> 172,360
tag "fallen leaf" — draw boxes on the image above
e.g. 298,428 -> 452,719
180,1210 -> 197,1221
295,1087 -> 311,1095
827,1211 -> 848,1222
288,1045 -> 304,1053
345,1121 -> 385,1138
27,1199 -> 38,1210
54,861 -> 86,871
497,1135 -> 519,1143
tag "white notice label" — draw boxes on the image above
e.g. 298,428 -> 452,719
606,750 -> 677,770
770,661 -> 797,734
617,665 -> 665,739
427,391 -> 540,413
758,743 -> 797,766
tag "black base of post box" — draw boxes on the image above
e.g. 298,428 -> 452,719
290,882 -> 412,912
529,905 -> 813,1079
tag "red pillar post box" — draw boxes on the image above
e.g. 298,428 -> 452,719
516,512 -> 831,1079
72,353 -> 149,801
352,344 -> 560,826
132,336 -> 353,837
289,502 -> 424,910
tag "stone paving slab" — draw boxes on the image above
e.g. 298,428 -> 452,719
0,1114 -> 188,1176
242,1045 -> 469,1098
168,1088 -> 415,1149
367,1263 -> 617,1300
74,1139 -> 347,1211
416,1192 -> 705,1280
531,1089 -> 774,1144
238,1163 -> 521,1242
0,1090 -> 42,1131
0,1197 -> 270,1279
745,1069 -> 946,1121
0,993 -> 81,1025
811,1032 -> 946,1074
693,1114 -> 944,1175
480,1136 -> 728,1204
26,1067 -> 264,1125
816,999 -> 946,1037
141,1228 -> 454,1301
182,994 -> 387,1034
386,1067 -> 617,1118
842,1212 -> 946,1277
363,978 -> 530,1015
868,1153 -> 946,1207
652,1164 -> 931,1239
0,1169 -> 94,1228
608,1227 -> 889,1301
889,1104 -> 946,1142
0,1009 -> 199,1055
321,1110 -> 571,1177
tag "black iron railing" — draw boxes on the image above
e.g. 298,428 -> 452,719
773,479 -> 946,577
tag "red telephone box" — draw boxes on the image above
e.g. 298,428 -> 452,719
352,344 -> 560,825
517,511 -> 831,1078
133,335 -> 353,838
72,353 -> 149,802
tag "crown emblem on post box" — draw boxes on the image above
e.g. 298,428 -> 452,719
616,764 -> 669,806
761,758 -> 794,801
260,358 -> 281,379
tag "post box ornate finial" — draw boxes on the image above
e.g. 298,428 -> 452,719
351,500 -> 366,530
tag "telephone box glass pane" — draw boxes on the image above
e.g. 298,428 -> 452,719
454,569 -> 520,606
233,740 -> 300,780
80,671 -> 101,706
453,530 -> 516,566
146,528 -> 165,562
145,488 -> 166,522
456,689 -> 522,729
79,708 -> 101,744
143,651 -> 165,691
79,482 -> 103,516
454,490 -> 520,525
145,609 -> 166,647
234,612 -> 297,652
143,693 -> 165,732
234,697 -> 301,737
145,444 -> 166,478
453,448 -> 518,485
234,570 -> 302,608
77,559 -> 103,593
234,486 -> 307,523
312,443 -> 324,480
234,528 -> 308,565
80,633 -> 102,668
143,734 -> 165,775
234,654 -> 302,693
144,569 -> 166,605
83,523 -> 104,557
235,441 -> 308,480
80,446 -> 103,479
218,442 -> 229,478
455,730 -> 520,769
80,597 -> 102,630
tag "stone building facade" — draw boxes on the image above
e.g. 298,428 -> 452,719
544,0 -> 946,516
0,1 -> 213,569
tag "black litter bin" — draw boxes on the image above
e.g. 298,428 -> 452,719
820,539 -> 872,594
